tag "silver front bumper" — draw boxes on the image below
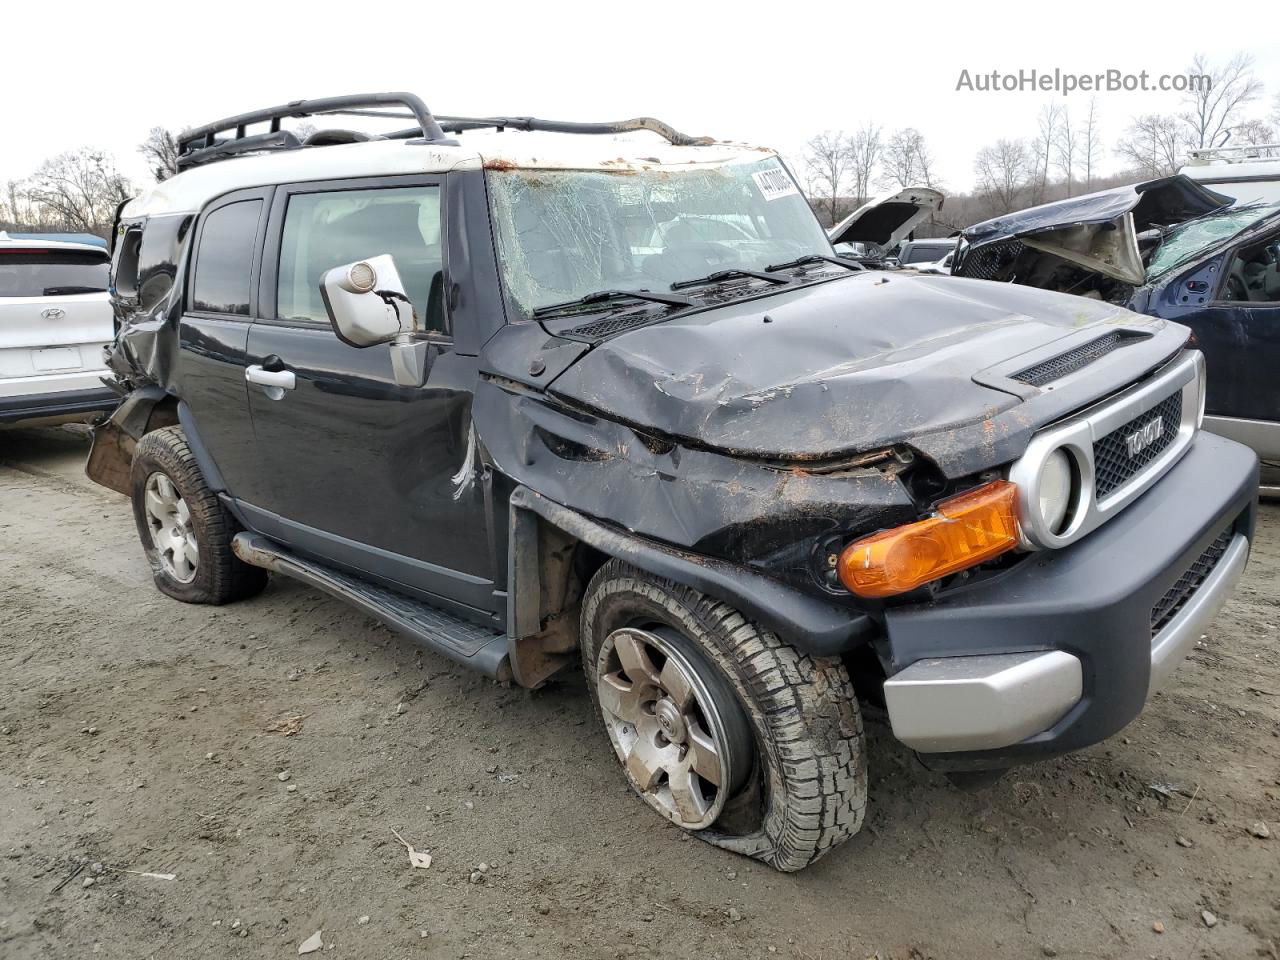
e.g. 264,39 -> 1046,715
883,532 -> 1250,753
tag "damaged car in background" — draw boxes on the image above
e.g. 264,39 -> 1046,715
954,175 -> 1280,492
827,185 -> 948,267
88,93 -> 1256,872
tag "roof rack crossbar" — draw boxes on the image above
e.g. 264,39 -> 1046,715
179,130 -> 305,170
176,92 -> 454,170
424,116 -> 713,147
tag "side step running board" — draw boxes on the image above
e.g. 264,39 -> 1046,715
231,532 -> 511,681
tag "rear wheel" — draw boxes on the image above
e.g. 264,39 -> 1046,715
581,559 -> 867,872
130,426 -> 266,605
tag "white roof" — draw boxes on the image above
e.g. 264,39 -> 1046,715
122,131 -> 775,219
0,231 -> 108,255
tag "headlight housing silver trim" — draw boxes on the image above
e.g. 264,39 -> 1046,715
1008,350 -> 1204,550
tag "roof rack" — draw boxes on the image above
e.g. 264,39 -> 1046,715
1185,142 -> 1280,165
176,94 -> 715,171
429,116 -> 713,147
176,92 -> 454,170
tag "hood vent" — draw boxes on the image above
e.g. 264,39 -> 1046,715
1012,332 -> 1126,387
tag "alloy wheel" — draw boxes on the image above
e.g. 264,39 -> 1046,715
596,626 -> 750,830
143,471 -> 199,583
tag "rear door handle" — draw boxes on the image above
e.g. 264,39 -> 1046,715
245,365 -> 296,389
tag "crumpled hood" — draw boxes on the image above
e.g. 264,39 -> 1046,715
957,175 -> 1232,285
544,272 -> 1151,461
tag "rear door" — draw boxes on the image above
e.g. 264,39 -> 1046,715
238,176 -> 495,618
176,188 -> 270,492
0,246 -> 111,398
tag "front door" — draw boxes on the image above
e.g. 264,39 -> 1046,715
235,177 -> 495,618
1175,224 -> 1280,456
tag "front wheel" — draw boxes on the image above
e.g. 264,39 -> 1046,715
581,560 -> 867,872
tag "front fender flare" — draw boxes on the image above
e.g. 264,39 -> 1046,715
508,485 -> 874,658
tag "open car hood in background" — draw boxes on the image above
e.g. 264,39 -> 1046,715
957,175 -> 1233,285
828,186 -> 945,249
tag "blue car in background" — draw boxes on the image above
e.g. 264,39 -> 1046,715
954,175 -> 1280,493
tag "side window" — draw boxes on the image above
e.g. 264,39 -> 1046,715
137,214 -> 192,312
1221,232 -> 1280,304
192,200 -> 263,315
276,185 -> 446,335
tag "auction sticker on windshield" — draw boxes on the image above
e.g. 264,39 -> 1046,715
752,167 -> 800,202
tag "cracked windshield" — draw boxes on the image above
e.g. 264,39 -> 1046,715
487,157 -> 833,316
1147,202 -> 1280,278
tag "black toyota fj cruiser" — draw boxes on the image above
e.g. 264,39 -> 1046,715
89,93 -> 1258,872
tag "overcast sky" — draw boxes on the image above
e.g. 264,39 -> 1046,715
3,1 -> 1276,194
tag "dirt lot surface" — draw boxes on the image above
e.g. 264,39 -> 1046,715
1,426 -> 1277,960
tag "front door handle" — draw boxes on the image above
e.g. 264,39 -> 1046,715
245,364 -> 296,390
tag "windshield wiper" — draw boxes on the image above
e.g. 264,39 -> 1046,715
764,254 -> 864,273
532,288 -> 693,319
670,268 -> 790,290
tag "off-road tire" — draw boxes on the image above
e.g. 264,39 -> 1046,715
130,426 -> 267,605
581,559 -> 867,872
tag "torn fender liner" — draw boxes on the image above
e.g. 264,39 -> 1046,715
510,486 -> 875,656
539,272 -> 1151,463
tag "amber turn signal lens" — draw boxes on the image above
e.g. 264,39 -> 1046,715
837,480 -> 1020,598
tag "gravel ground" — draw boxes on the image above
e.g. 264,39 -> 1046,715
1,426 -> 1276,960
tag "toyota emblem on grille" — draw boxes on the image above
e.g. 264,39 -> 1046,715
40,307 -> 66,320
1125,416 -> 1164,458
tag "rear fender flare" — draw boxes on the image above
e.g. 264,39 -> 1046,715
86,389 -> 225,495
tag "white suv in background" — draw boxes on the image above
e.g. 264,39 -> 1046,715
1179,144 -> 1280,205
0,232 -> 117,428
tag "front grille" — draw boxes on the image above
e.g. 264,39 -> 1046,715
1093,391 -> 1183,499
1151,528 -> 1233,636
1013,333 -> 1124,387
957,239 -> 1024,281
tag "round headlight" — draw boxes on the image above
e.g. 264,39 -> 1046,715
1038,448 -> 1074,535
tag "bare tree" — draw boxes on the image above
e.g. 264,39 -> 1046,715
1029,103 -> 1063,205
1115,113 -> 1188,177
1179,52 -> 1264,149
138,127 -> 182,182
20,149 -> 133,232
881,128 -> 937,189
914,134 -> 939,190
845,123 -> 881,207
802,131 -> 850,226
974,138 -> 1030,216
1054,106 -> 1079,197
1080,98 -> 1102,191
1231,118 -> 1278,155
2,180 -> 33,227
